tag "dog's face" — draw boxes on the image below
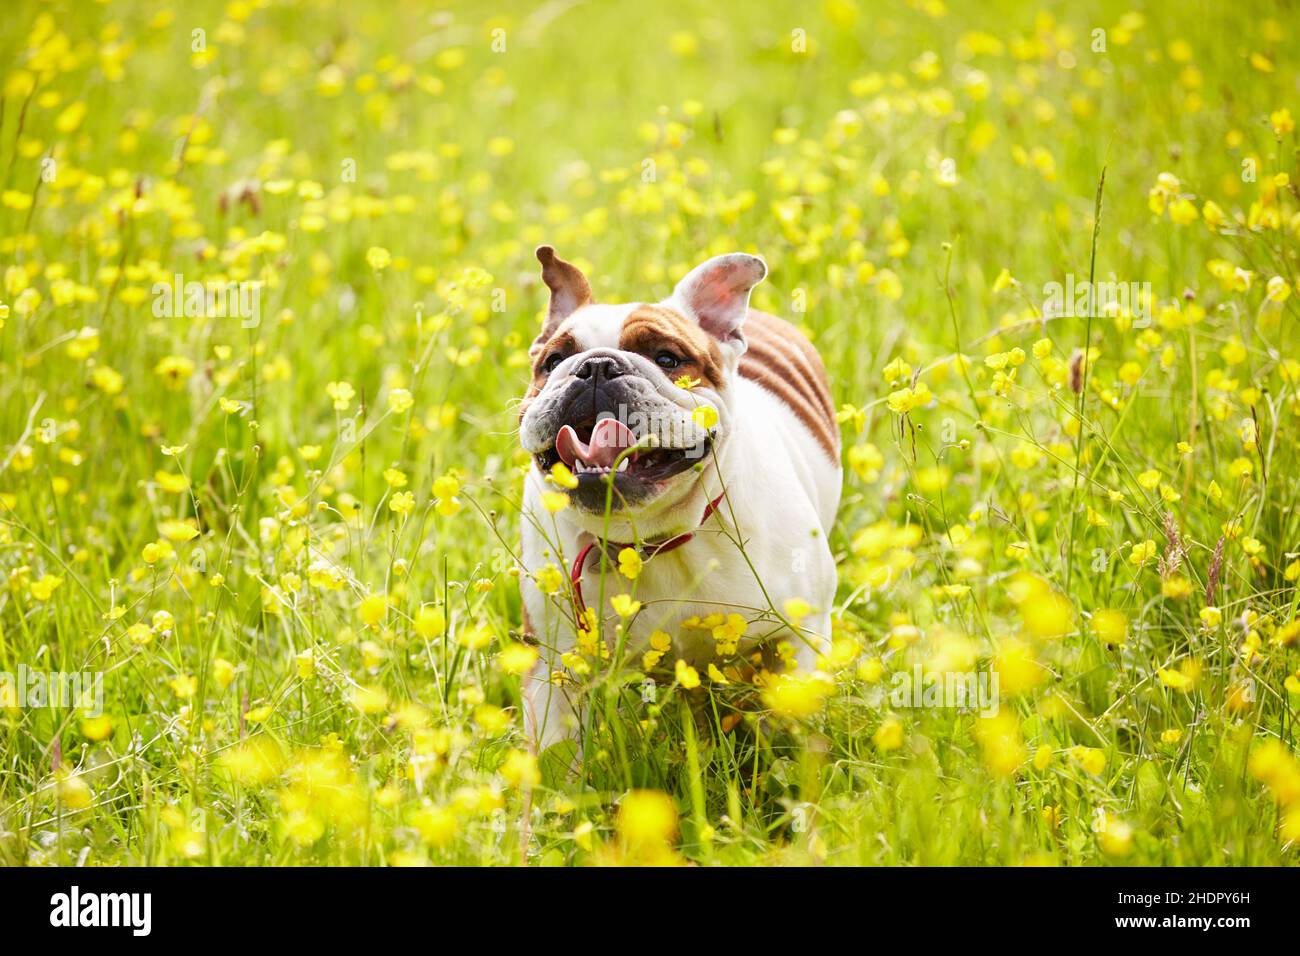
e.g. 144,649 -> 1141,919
520,247 -> 766,519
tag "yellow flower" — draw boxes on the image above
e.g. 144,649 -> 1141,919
413,605 -> 447,638
212,658 -> 236,689
1158,663 -> 1197,691
410,804 -> 458,847
155,470 -> 189,493
433,473 -> 463,516
1096,813 -> 1133,858
1021,589 -> 1073,640
763,672 -> 833,719
541,491 -> 569,513
358,593 -> 388,627
1129,540 -> 1157,566
549,462 -> 578,489
91,366 -> 125,395
887,382 -> 932,414
500,750 -> 540,789
325,381 -> 355,411
349,684 -> 390,714
873,717 -> 904,751
847,443 -> 884,482
365,246 -> 392,271
388,491 -> 415,516
474,703 -> 511,734
159,519 -> 200,542
611,593 -> 641,618
857,657 -> 884,682
882,357 -> 912,386
29,574 -> 63,601
497,642 -> 539,675
1274,621 -> 1300,647
1091,609 -> 1127,645
386,388 -> 414,414
141,541 -> 173,564
691,404 -> 719,430
154,355 -> 195,388
80,714 -> 113,742
674,659 -> 700,689
534,564 -> 563,595
456,623 -> 493,650
618,790 -> 677,848
218,737 -> 286,786
836,403 -> 866,433
995,639 -> 1046,695
169,674 -> 198,700
1202,200 -> 1225,229
618,548 -> 643,580
1070,746 -> 1107,776
1168,196 -> 1199,225
973,712 -> 1025,778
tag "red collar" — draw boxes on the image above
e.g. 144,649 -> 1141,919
570,491 -> 726,631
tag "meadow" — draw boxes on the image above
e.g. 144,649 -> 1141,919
1,0 -> 1299,867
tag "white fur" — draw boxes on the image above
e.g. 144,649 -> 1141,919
566,303 -> 637,350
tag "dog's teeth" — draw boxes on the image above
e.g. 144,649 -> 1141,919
616,459 -> 628,472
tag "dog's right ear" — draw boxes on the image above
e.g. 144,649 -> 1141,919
534,246 -> 591,351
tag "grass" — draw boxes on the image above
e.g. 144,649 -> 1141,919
1,0 -> 1299,866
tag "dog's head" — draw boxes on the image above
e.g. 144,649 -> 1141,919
519,246 -> 766,526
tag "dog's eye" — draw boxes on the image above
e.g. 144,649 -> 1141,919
654,351 -> 681,370
541,353 -> 566,375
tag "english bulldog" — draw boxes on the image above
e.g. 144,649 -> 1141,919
518,246 -> 841,751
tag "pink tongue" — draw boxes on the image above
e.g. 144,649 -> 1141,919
556,418 -> 637,468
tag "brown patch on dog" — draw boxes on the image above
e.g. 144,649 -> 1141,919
740,310 -> 839,462
618,304 -> 727,390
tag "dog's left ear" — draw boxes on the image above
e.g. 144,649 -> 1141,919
668,253 -> 767,352
531,245 -> 592,357
536,245 -> 591,322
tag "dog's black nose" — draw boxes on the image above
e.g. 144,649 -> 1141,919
573,355 -> 624,383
